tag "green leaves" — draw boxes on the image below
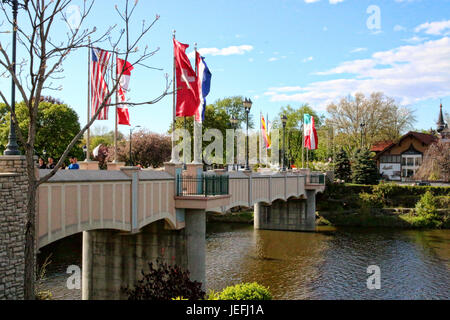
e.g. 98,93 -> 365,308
0,101 -> 83,161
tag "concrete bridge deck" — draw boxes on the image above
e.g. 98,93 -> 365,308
37,166 -> 325,249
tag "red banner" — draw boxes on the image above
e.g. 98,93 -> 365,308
174,39 -> 200,117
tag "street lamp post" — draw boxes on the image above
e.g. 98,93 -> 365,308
3,0 -> 28,155
230,115 -> 239,171
129,125 -> 141,166
243,98 -> 252,171
281,115 -> 288,172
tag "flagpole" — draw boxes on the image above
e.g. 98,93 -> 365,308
302,119 -> 305,169
259,111 -> 262,166
171,30 -> 177,163
193,42 -> 202,165
86,37 -> 91,162
113,50 -> 118,163
267,113 -> 270,167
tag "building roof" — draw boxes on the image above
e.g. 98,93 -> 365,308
374,131 -> 438,159
370,141 -> 394,152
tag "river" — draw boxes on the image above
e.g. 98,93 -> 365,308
37,224 -> 450,300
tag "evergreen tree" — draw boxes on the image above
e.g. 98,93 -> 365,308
334,148 -> 352,182
351,148 -> 379,185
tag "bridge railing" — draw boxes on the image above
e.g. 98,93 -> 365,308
176,174 -> 229,197
307,173 -> 326,185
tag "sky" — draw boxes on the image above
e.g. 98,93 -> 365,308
1,0 -> 450,136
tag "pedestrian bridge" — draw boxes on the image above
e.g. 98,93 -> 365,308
36,165 -> 325,249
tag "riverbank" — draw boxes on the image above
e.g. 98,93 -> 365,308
207,211 -> 253,224
317,210 -> 450,229
207,183 -> 450,229
316,182 -> 450,229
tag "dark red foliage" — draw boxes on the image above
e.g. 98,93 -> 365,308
123,260 -> 205,300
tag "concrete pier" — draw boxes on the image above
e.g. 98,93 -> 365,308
253,193 -> 317,232
185,209 -> 206,289
81,220 -> 187,300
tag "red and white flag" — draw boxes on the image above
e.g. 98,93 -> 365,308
174,39 -> 200,117
90,48 -> 111,120
116,58 -> 134,126
304,114 -> 318,150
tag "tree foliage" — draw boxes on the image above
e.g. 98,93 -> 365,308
124,260 -> 205,300
334,148 -> 351,182
327,92 -> 416,152
351,148 -> 379,185
0,101 -> 83,160
273,104 -> 322,167
415,141 -> 450,182
117,130 -> 171,168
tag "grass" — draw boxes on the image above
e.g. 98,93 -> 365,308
317,211 -> 449,229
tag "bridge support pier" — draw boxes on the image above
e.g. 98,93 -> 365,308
81,220 -> 188,300
254,202 -> 262,230
253,191 -> 317,232
185,209 -> 206,290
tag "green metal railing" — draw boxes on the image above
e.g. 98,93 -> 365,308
308,174 -> 325,185
176,174 -> 229,197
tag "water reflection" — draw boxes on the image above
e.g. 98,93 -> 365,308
206,225 -> 450,300
38,224 -> 449,300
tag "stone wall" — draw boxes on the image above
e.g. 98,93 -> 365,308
0,156 -> 29,300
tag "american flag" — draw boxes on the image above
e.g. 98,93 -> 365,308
90,48 -> 111,120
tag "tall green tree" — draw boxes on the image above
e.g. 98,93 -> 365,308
0,100 -> 83,161
327,92 -> 416,152
172,96 -> 256,164
273,104 -> 322,167
334,148 -> 351,182
351,148 -> 379,185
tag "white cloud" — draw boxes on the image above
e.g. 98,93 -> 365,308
415,20 -> 450,35
402,36 -> 428,43
350,47 -> 368,53
268,57 -> 279,62
304,0 -> 344,4
394,25 -> 407,32
188,45 -> 253,58
265,37 -> 450,110
302,56 -> 314,63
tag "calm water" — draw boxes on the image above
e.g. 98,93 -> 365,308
38,224 -> 450,300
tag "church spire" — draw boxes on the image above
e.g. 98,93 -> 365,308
437,102 -> 445,133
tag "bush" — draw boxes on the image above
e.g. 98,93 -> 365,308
415,191 -> 438,216
359,192 -> 384,211
414,191 -> 442,228
124,260 -> 205,300
213,283 -> 272,300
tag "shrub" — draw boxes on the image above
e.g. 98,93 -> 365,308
124,260 -> 205,300
415,191 -> 437,216
359,192 -> 384,212
414,191 -> 442,228
215,283 -> 272,300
